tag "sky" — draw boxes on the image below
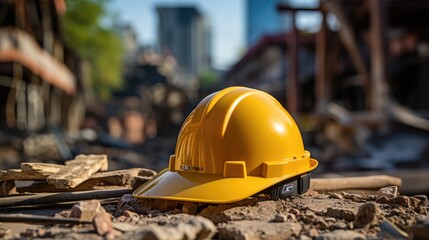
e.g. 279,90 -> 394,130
109,0 -> 245,70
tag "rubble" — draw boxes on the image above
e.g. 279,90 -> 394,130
218,220 -> 301,240
354,202 -> 382,228
378,186 -> 398,198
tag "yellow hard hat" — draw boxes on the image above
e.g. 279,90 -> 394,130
133,86 -> 318,203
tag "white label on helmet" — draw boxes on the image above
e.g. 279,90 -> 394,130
282,183 -> 294,194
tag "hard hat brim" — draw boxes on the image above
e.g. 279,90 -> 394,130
133,158 -> 318,204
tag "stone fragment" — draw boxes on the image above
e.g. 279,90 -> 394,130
69,200 -> 104,222
113,222 -> 140,232
271,214 -> 287,222
326,207 -> 356,221
328,193 -> 343,199
308,228 -> 319,237
317,230 -> 365,240
93,211 -> 113,236
376,196 -> 390,204
377,186 -> 398,199
132,214 -> 216,240
0,224 -> 12,239
218,220 -> 301,240
182,202 -> 198,215
122,210 -> 140,222
0,181 -> 16,196
355,202 -> 382,228
391,196 -> 411,208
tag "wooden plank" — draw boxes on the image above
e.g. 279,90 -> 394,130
310,175 -> 402,192
287,11 -> 299,113
369,0 -> 389,112
16,168 -> 156,193
0,169 -> 52,181
20,162 -> 64,173
47,154 -> 108,189
0,188 -> 132,207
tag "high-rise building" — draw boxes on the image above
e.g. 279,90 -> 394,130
246,0 -> 292,48
157,6 -> 211,75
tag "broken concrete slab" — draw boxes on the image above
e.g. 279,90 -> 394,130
218,220 -> 301,240
47,155 -> 108,189
20,163 -> 64,173
16,168 -> 155,193
0,169 -> 52,181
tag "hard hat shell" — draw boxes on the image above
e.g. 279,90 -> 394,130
133,86 -> 318,203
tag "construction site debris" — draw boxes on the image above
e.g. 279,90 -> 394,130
47,154 -> 108,189
378,186 -> 398,198
218,220 -> 301,240
69,200 -> 105,222
15,168 -> 155,193
354,202 -> 382,228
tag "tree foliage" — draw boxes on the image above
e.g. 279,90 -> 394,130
61,0 -> 123,99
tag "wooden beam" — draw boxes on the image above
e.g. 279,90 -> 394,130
315,11 -> 328,111
287,12 -> 299,113
370,0 -> 389,111
324,0 -> 371,109
311,175 -> 402,192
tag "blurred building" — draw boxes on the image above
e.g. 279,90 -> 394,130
116,23 -> 139,64
246,0 -> 292,48
0,0 -> 85,134
156,6 -> 212,75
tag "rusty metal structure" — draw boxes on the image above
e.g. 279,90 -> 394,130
277,0 -> 429,130
0,0 -> 85,134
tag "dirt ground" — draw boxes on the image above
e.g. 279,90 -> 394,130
1,191 -> 427,240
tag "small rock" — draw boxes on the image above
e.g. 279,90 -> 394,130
290,208 -> 300,215
409,197 -> 420,208
317,230 -> 365,240
93,211 -> 113,236
355,202 -> 381,228
414,195 -> 428,204
377,186 -> 398,199
376,196 -> 390,204
332,221 -> 348,229
0,224 -> 12,239
0,181 -> 16,197
325,217 -> 337,223
328,193 -> 343,199
272,214 -> 287,222
315,218 -> 330,229
113,222 -> 140,232
122,210 -> 140,222
391,196 -> 411,208
218,220 -> 301,240
182,202 -> 198,215
308,228 -> 319,237
300,235 -> 312,240
326,207 -> 356,221
70,200 -> 104,222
